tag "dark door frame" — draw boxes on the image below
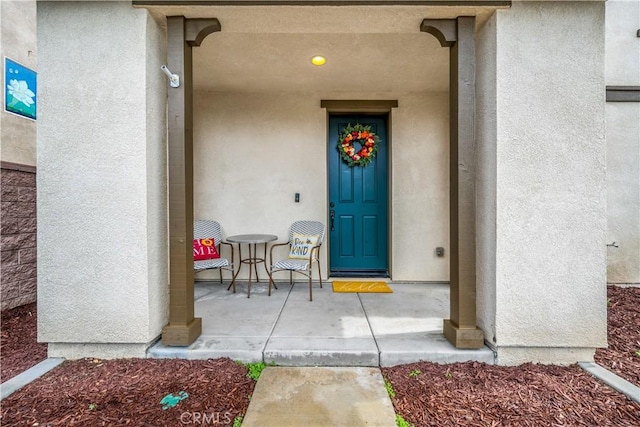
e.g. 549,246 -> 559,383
323,104 -> 396,278
162,17 -> 485,350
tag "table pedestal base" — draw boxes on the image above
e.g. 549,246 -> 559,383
226,234 -> 278,298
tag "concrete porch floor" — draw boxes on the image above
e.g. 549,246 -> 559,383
147,281 -> 495,366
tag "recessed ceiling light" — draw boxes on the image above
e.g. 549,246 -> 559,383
311,56 -> 326,66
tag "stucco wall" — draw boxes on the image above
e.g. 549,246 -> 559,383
193,91 -> 450,282
606,103 -> 640,283
476,1 -> 607,364
0,0 -> 37,166
605,0 -> 640,284
0,0 -> 38,311
475,12 -> 498,344
605,0 -> 640,86
37,2 -> 168,358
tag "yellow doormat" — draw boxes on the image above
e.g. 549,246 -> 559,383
332,281 -> 393,293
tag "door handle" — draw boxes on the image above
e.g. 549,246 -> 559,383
330,210 -> 335,231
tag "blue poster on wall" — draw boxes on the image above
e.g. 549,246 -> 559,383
5,57 -> 37,120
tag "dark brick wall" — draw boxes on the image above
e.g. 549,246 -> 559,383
1,164 -> 37,311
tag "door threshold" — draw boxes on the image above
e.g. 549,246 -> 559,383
330,272 -> 389,279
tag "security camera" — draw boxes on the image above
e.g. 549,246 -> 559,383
161,65 -> 180,88
160,65 -> 172,77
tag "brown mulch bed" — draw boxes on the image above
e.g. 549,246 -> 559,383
2,286 -> 639,426
0,358 -> 255,427
1,302 -> 48,382
595,285 -> 640,386
383,284 -> 640,427
382,361 -> 640,426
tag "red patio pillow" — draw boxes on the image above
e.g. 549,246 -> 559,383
193,238 -> 220,260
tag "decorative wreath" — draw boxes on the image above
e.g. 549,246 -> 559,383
338,123 -> 380,167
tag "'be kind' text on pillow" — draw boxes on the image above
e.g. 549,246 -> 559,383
288,233 -> 319,259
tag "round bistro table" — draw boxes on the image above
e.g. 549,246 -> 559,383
226,234 -> 278,298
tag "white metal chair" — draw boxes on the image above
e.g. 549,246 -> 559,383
268,220 -> 325,301
194,220 -> 234,284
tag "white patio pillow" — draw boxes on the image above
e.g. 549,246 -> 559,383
288,233 -> 320,259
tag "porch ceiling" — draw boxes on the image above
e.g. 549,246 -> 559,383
194,32 -> 448,93
141,5 -> 503,93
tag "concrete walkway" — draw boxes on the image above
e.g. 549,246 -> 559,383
148,281 -> 494,366
242,367 -> 397,427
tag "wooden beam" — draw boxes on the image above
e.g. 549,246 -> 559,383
162,17 -> 212,345
320,100 -> 398,113
422,17 -> 484,349
163,17 -> 221,346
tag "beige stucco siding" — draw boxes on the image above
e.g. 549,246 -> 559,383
606,102 -> 640,284
605,0 -> 640,86
193,91 -> 450,282
1,0 -> 37,166
476,1 -> 607,364
476,11 -> 498,345
34,0 -> 612,364
37,2 -> 167,357
605,0 -> 640,284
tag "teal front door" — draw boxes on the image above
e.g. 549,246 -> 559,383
328,115 -> 389,276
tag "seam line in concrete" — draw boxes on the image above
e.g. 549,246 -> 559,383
578,362 -> 640,404
262,282 -> 294,361
0,358 -> 65,401
358,293 -> 382,366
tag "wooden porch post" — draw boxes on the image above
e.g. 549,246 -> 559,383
421,17 -> 485,349
162,17 -> 221,346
